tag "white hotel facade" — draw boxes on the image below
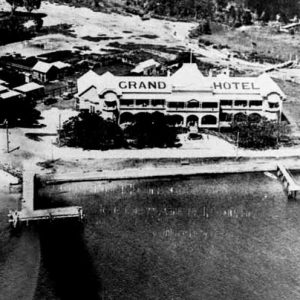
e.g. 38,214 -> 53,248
76,64 -> 286,128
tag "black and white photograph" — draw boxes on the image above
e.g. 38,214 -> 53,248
0,0 -> 300,299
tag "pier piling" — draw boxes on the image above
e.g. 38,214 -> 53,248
8,171 -> 84,228
277,164 -> 300,200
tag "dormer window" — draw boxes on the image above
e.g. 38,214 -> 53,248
187,99 -> 200,108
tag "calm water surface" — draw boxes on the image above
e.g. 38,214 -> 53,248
34,172 -> 300,300
0,189 -> 40,300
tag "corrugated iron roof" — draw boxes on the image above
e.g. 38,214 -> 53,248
14,82 -> 44,93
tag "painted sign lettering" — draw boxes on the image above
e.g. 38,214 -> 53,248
213,82 -> 260,90
118,81 -> 167,90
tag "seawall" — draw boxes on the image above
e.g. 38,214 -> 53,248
42,156 -> 300,185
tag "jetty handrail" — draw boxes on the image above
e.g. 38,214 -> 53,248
277,163 -> 300,199
277,163 -> 300,189
8,171 -> 84,228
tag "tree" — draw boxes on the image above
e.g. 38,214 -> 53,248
59,112 -> 125,150
0,96 -> 40,126
230,116 -> 290,149
6,0 -> 41,13
24,0 -> 41,12
124,112 -> 178,148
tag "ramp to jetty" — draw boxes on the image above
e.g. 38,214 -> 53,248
277,163 -> 300,199
8,171 -> 83,228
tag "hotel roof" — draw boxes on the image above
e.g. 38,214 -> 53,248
171,63 -> 211,91
77,64 -> 286,100
212,73 -> 286,100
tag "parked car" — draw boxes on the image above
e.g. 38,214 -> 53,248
44,97 -> 58,105
188,133 -> 203,140
62,92 -> 73,100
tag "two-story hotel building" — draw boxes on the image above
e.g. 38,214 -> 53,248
76,63 -> 286,128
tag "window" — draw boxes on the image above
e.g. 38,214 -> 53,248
220,100 -> 233,107
105,101 -> 117,107
220,112 -> 232,122
151,99 -> 165,107
167,102 -> 185,109
269,102 -> 279,109
120,99 -> 134,107
202,115 -> 217,125
136,99 -> 150,107
202,102 -> 218,109
249,100 -> 262,107
234,100 -> 247,107
187,100 -> 200,108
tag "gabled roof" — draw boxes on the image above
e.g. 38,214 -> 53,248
14,82 -> 44,93
77,70 -> 102,95
51,61 -> 71,69
171,63 -> 211,91
131,59 -> 160,73
32,61 -> 55,73
0,90 -> 22,100
0,79 -> 8,86
0,85 -> 9,94
77,70 -> 121,96
258,73 -> 286,100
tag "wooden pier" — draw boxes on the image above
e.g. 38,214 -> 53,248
277,163 -> 300,199
8,171 -> 83,228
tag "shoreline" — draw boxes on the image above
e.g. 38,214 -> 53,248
43,156 -> 300,184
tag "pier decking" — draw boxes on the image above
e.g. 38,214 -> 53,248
8,171 -> 83,228
277,163 -> 300,199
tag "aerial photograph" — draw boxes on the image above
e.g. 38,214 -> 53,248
2,0 -> 300,299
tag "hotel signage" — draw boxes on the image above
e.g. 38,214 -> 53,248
213,81 -> 260,91
118,79 -> 168,91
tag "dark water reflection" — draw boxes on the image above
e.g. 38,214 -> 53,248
37,173 -> 300,300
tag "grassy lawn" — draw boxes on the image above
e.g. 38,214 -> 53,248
202,24 -> 300,62
37,98 -> 76,111
273,78 -> 300,135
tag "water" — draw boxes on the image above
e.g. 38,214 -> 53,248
0,189 -> 40,300
1,173 -> 300,299
34,172 -> 300,300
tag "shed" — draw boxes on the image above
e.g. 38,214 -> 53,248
0,90 -> 23,101
0,85 -> 9,95
32,61 -> 57,83
14,82 -> 45,101
131,59 -> 161,76
0,79 -> 9,87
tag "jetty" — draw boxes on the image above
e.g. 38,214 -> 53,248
8,171 -> 83,228
277,163 -> 300,199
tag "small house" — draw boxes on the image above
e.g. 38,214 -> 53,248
131,59 -> 161,76
0,84 -> 9,95
0,90 -> 24,101
14,82 -> 45,101
51,61 -> 71,79
32,61 -> 57,83
0,79 -> 9,87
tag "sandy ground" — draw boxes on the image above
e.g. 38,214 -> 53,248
0,1 -> 299,174
0,0 -> 271,73
1,107 -> 300,177
0,1 -> 194,56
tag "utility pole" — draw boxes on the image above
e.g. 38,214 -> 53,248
236,131 -> 239,159
190,48 -> 193,64
5,119 -> 9,153
58,113 -> 61,147
277,110 -> 281,145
